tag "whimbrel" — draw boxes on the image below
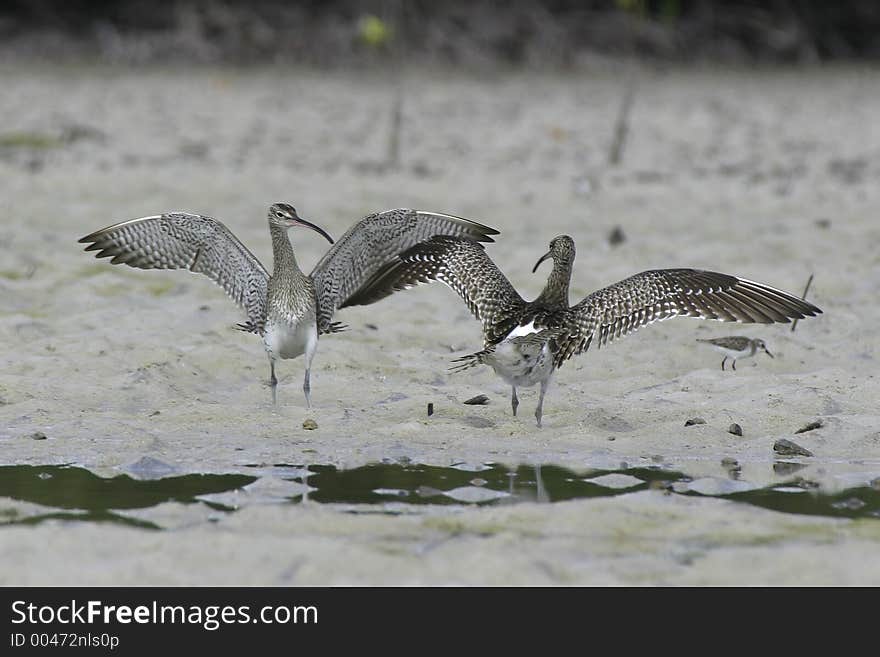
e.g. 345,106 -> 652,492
359,234 -> 822,426
79,204 -> 498,406
696,336 -> 773,371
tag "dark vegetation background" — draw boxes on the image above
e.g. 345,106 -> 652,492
2,0 -> 880,66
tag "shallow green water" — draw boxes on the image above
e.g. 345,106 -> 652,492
0,465 -> 256,529
1,463 -> 877,530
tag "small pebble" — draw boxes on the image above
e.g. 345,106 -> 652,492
427,403 -> 434,417
721,457 -> 739,468
795,419 -> 823,434
773,438 -> 813,457
302,419 -> 318,430
728,423 -> 743,436
29,431 -> 47,440
608,225 -> 627,246
149,410 -> 161,417
470,478 -> 487,487
815,218 -> 831,229
685,417 -> 706,427
464,394 -> 490,405
365,323 -> 378,330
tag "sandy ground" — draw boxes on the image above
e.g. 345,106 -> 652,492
1,63 -> 879,585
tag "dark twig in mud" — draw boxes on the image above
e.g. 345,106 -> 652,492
790,273 -> 814,332
387,92 -> 403,168
385,0 -> 404,170
608,76 -> 637,167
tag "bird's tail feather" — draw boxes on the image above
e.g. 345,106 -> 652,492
449,348 -> 494,373
235,320 -> 263,335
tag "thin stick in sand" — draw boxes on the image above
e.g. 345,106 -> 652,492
791,273 -> 815,332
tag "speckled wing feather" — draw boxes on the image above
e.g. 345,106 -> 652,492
353,236 -> 526,348
554,269 -> 822,367
79,212 -> 269,333
310,209 -> 499,333
696,336 -> 753,350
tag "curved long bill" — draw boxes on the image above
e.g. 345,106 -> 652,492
292,217 -> 334,245
763,346 -> 775,359
532,250 -> 552,274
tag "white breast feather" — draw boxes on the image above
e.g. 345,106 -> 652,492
508,320 -> 538,339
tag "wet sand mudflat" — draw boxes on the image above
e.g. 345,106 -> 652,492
1,64 -> 879,584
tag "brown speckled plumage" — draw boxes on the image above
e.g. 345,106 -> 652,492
531,235 -> 575,308
79,205 -> 499,405
361,234 -> 822,426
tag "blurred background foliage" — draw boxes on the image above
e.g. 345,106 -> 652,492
2,0 -> 880,67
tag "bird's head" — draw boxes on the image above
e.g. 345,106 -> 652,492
532,235 -> 576,273
755,339 -> 773,358
755,338 -> 774,358
268,203 -> 334,244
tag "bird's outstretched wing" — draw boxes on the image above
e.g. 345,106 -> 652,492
554,268 -> 822,367
348,235 -> 525,347
79,212 -> 270,333
310,209 -> 499,333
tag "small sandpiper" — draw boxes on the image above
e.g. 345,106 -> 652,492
696,336 -> 774,371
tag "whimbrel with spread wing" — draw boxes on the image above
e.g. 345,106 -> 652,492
79,204 -> 498,406
356,234 -> 821,426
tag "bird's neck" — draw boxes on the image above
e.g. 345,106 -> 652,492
269,224 -> 305,280
534,259 -> 571,307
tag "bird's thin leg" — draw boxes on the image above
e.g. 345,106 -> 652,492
535,379 -> 549,428
732,359 -> 737,372
302,327 -> 318,410
511,386 -> 519,417
303,368 -> 312,409
721,357 -> 727,371
269,358 -> 278,406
